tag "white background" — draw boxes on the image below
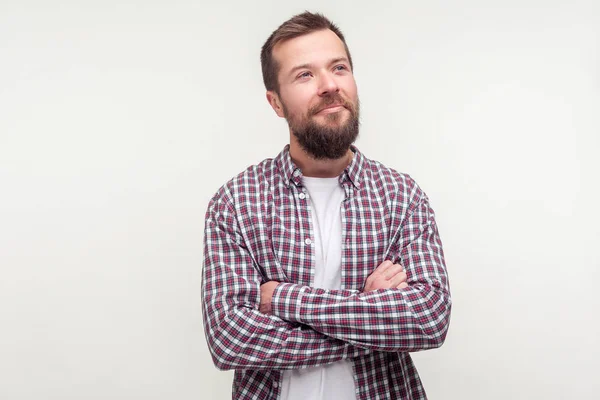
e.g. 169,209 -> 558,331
1,1 -> 599,399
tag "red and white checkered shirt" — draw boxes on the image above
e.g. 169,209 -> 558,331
202,145 -> 451,399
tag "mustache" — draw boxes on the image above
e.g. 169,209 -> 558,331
308,94 -> 355,116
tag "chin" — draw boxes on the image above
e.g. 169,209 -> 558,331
315,111 -> 349,124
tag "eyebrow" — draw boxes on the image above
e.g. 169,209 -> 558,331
288,57 -> 350,77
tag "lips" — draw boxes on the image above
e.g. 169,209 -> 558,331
317,104 -> 345,113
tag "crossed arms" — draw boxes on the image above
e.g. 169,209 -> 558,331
201,187 -> 451,371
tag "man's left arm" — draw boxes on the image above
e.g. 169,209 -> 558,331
267,189 -> 451,353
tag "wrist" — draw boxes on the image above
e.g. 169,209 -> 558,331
259,281 -> 280,314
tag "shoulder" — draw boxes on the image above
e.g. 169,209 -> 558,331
360,155 -> 422,199
206,156 -> 280,215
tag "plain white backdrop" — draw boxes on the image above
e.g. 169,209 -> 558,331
1,0 -> 599,399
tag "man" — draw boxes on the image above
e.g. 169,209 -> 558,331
202,11 -> 451,400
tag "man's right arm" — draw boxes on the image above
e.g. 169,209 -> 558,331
201,192 -> 370,371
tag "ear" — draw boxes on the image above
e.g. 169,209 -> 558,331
266,91 -> 285,118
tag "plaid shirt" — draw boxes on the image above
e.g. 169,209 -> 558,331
202,145 -> 451,399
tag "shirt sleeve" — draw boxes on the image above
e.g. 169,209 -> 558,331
202,190 -> 370,371
270,187 -> 452,353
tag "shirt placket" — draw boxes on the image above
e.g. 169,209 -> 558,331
290,170 -> 316,289
340,177 -> 359,291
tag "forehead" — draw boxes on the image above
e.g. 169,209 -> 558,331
273,29 -> 348,72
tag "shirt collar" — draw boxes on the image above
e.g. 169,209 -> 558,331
276,144 -> 365,190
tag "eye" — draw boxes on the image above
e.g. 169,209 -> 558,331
334,64 -> 348,72
297,71 -> 312,80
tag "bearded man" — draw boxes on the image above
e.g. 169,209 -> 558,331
202,11 -> 451,400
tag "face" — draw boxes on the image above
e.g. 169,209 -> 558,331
267,29 -> 360,160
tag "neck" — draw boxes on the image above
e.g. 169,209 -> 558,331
289,136 -> 354,178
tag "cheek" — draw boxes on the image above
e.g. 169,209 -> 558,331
344,79 -> 358,101
282,88 -> 314,115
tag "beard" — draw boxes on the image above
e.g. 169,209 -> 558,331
283,93 -> 360,160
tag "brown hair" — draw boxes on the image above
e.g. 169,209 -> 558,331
260,11 -> 354,94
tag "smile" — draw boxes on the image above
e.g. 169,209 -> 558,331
317,105 -> 345,114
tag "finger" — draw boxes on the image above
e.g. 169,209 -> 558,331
375,260 -> 394,274
397,282 -> 409,289
384,264 -> 405,280
383,264 -> 403,279
389,271 -> 407,287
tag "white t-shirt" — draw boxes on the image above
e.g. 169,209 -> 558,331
280,176 -> 357,400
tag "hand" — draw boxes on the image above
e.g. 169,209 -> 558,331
363,260 -> 408,292
259,281 -> 280,314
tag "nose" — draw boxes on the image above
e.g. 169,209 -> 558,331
318,72 -> 339,96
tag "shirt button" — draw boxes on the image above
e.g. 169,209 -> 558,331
305,238 -> 312,245
299,193 -> 306,199
273,381 -> 279,388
